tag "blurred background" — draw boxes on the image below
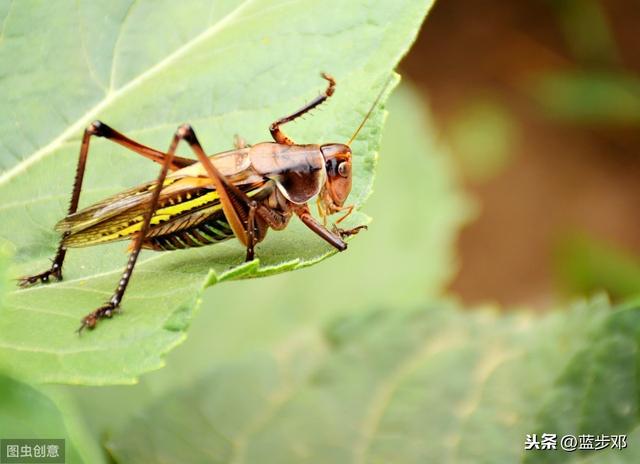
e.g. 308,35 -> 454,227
401,0 -> 640,307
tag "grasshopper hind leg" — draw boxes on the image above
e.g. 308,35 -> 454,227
18,121 -> 195,289
77,124 -> 198,331
79,123 -> 262,331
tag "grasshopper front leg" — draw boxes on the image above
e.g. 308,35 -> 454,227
293,204 -> 347,251
333,224 -> 368,239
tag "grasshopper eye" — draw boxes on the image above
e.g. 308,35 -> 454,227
338,161 -> 350,178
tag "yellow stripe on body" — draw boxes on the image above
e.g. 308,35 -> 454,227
66,180 -> 267,247
85,191 -> 222,244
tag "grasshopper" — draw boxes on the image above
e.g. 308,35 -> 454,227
19,73 -> 389,331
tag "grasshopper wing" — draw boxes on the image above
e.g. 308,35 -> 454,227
55,181 -> 158,235
56,175 -> 224,247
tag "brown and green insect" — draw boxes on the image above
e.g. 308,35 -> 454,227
19,73 -> 388,331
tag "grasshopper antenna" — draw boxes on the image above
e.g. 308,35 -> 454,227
347,73 -> 396,146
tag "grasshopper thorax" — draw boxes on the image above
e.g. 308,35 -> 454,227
319,143 -> 352,214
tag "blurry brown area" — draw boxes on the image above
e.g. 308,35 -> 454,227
400,0 -> 640,307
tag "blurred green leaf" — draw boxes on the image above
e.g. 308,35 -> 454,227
555,233 -> 640,300
68,81 -> 473,442
526,71 -> 640,125
524,303 -> 640,464
446,97 -> 517,181
0,0 -> 434,385
107,297 -> 613,463
0,257 -> 103,463
0,374 -> 105,464
550,0 -> 619,65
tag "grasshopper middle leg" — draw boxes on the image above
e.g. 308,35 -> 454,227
166,125 -> 270,262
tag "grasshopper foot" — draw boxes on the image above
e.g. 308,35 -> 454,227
77,302 -> 120,333
333,224 -> 368,239
17,265 -> 62,288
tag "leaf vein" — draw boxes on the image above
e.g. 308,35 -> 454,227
107,0 -> 138,93
0,0 -> 258,187
353,333 -> 464,464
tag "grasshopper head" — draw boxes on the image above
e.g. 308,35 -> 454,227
319,143 -> 352,215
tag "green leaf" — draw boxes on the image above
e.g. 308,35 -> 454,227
0,0 -> 434,385
0,373 -> 106,463
0,233 -> 102,461
0,241 -> 11,309
106,297 -> 612,463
